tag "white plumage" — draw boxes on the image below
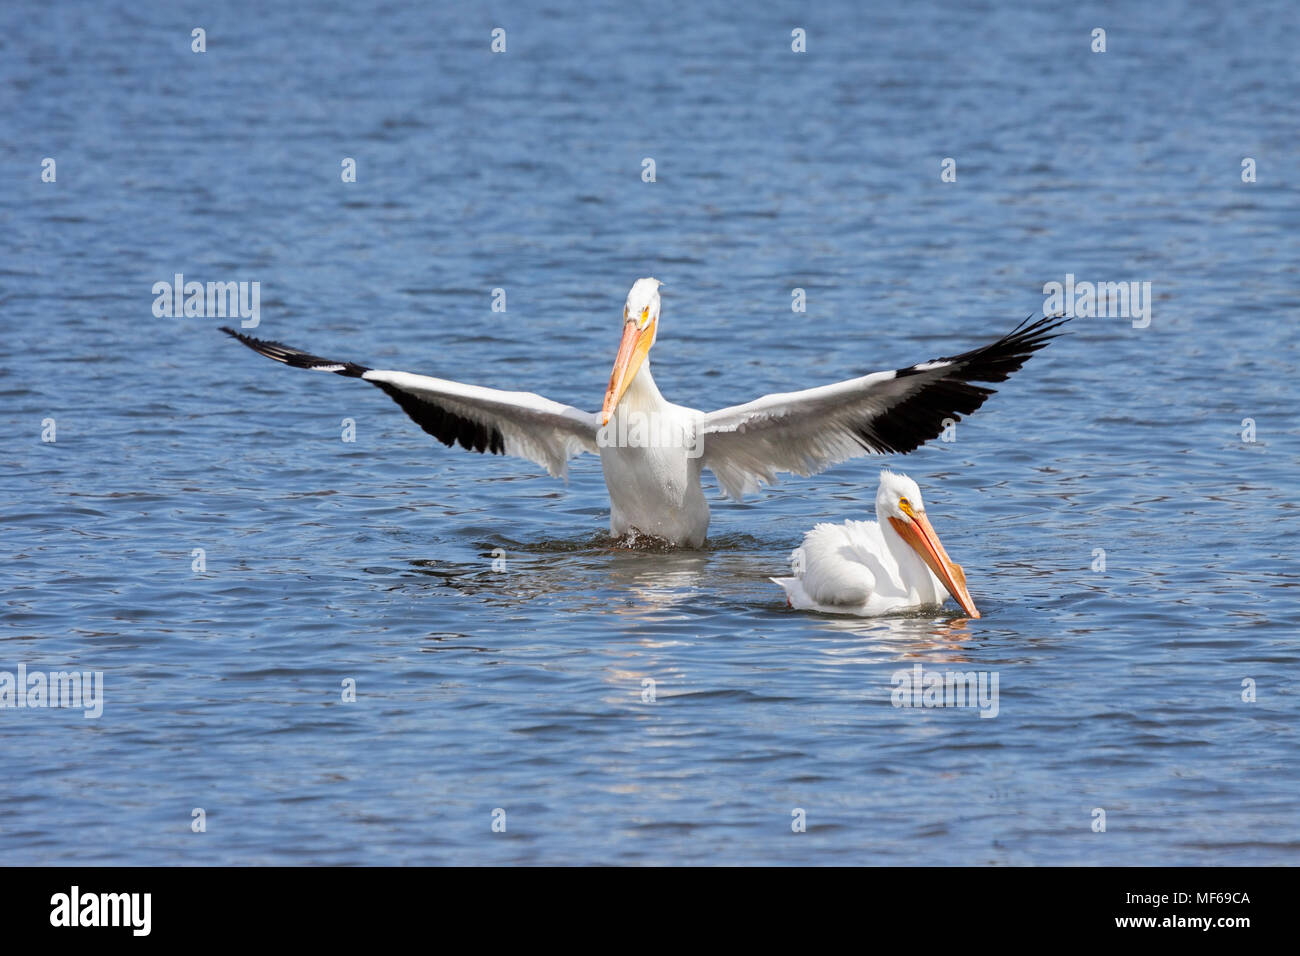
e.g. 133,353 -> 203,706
224,279 -> 1063,546
773,471 -> 981,618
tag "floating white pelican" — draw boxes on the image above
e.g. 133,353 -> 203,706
223,278 -> 1064,546
773,470 -> 980,618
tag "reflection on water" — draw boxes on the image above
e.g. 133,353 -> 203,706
808,614 -> 978,661
405,539 -> 714,618
603,550 -> 712,619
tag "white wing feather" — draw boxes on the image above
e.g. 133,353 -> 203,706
363,370 -> 599,479
223,328 -> 599,479
701,315 -> 1066,499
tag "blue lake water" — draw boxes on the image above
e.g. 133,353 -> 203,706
2,0 -> 1298,864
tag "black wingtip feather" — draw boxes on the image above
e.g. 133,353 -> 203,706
858,314 -> 1068,455
221,327 -> 508,456
220,327 -> 370,378
371,381 -> 507,455
930,313 -> 1069,381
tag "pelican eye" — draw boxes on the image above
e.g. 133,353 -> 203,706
899,496 -> 911,510
641,307 -> 649,323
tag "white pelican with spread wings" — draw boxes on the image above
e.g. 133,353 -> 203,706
224,278 -> 1065,546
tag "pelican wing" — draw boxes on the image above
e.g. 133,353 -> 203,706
222,328 -> 599,478
700,315 -> 1066,498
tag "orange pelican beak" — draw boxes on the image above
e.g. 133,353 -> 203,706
889,503 -> 980,618
601,309 -> 656,425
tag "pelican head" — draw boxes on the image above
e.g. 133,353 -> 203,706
876,470 -> 981,618
602,278 -> 662,424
